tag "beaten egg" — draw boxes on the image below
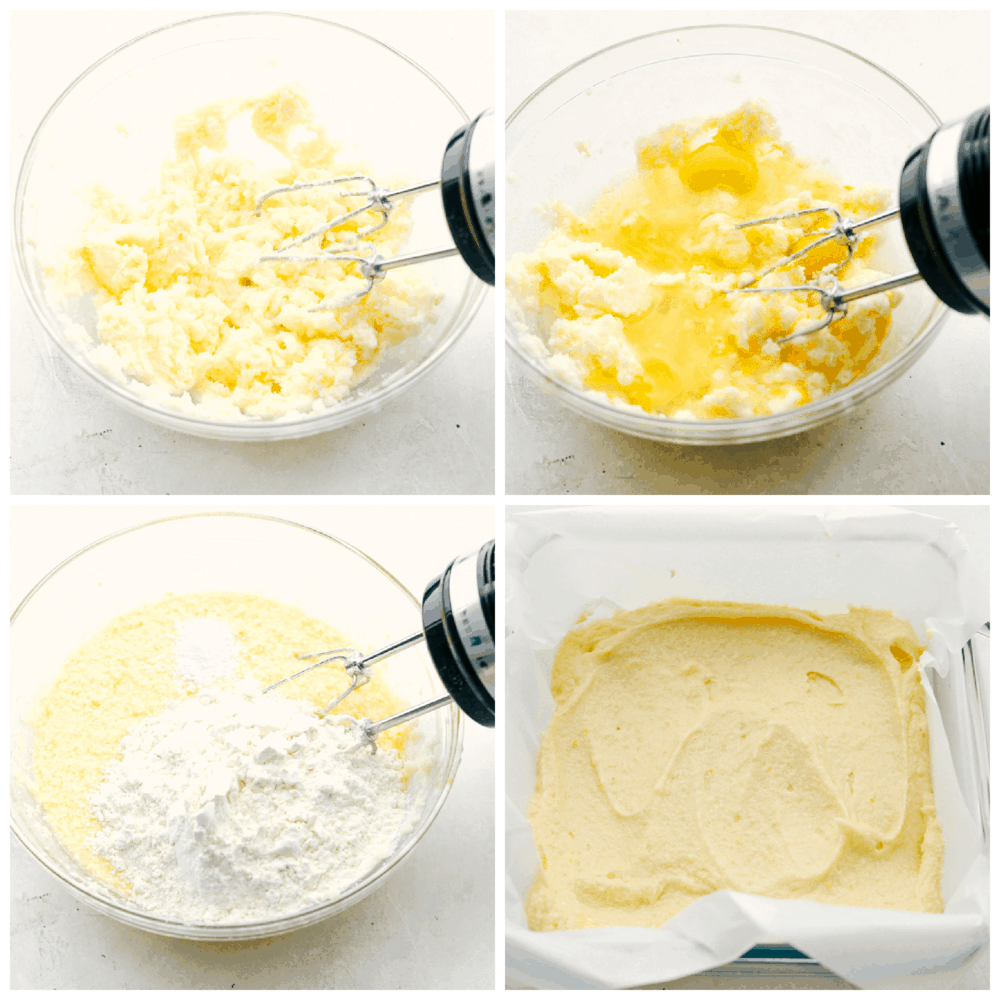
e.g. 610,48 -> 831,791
507,100 -> 901,420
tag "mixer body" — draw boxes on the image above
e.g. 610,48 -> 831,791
899,107 -> 989,315
421,540 -> 495,727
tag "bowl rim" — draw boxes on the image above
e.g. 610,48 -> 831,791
504,23 -> 949,445
10,510 -> 466,939
13,11 -> 488,441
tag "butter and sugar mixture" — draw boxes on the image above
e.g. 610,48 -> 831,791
507,100 -> 901,419
52,85 -> 442,420
526,599 -> 944,931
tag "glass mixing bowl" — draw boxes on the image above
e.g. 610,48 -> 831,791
14,13 -> 487,442
10,513 -> 464,941
505,25 -> 948,445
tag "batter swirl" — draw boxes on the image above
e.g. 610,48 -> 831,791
526,599 -> 944,930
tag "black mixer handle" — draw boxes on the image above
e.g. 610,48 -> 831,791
899,106 -> 989,316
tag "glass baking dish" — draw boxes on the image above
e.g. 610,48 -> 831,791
504,506 -> 989,988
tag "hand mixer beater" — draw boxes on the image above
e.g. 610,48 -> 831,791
256,109 -> 495,306
265,541 -> 495,749
726,107 -> 989,340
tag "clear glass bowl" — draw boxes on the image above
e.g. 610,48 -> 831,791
505,25 -> 948,445
14,12 -> 487,442
10,513 -> 464,941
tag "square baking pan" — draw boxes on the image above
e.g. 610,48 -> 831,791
505,505 -> 989,988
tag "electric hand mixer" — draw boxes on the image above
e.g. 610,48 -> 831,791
726,107 -> 989,341
265,540 -> 495,749
256,109 -> 495,307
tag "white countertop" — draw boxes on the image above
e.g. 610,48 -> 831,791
504,11 -> 988,496
11,505 -> 496,989
11,11 -> 495,496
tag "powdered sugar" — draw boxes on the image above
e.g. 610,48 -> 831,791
174,618 -> 240,687
89,681 -> 419,923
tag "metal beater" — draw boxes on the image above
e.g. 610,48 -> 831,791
255,109 -> 495,308
725,107 -> 989,342
264,541 -> 495,749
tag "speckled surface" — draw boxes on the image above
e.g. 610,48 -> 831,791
11,505 -> 496,989
505,11 -> 988,496
11,11 -> 495,496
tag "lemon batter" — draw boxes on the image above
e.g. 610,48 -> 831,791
30,592 -> 409,888
53,85 -> 442,419
526,599 -> 944,931
507,101 -> 900,419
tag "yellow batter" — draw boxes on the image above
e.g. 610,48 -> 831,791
30,592 -> 408,888
526,599 -> 944,931
53,85 -> 441,419
507,100 -> 900,419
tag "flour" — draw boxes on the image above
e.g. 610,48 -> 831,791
90,680 -> 418,923
174,618 -> 240,686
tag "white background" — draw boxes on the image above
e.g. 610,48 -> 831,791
11,10 -> 495,496
10,503 -> 496,989
505,11 -> 989,496
6,7 -> 993,993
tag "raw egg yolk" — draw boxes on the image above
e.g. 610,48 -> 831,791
677,141 -> 758,196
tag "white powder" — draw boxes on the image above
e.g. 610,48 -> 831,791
174,618 -> 239,686
90,681 -> 418,923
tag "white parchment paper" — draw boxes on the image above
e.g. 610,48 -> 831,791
506,505 -> 988,989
